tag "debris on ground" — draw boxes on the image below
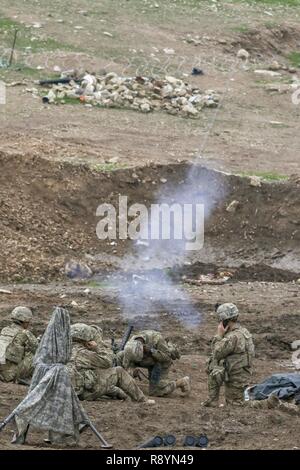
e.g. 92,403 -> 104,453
0,289 -> 12,295
38,72 -> 220,117
237,48 -> 249,60
184,272 -> 233,286
65,260 -> 93,280
226,200 -> 240,213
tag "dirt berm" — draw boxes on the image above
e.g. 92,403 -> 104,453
0,152 -> 299,282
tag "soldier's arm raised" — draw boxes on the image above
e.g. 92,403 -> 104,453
78,348 -> 112,369
212,334 -> 238,362
150,338 -> 172,362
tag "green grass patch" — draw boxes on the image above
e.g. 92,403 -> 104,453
240,0 -> 300,5
287,51 -> 300,68
239,171 -> 288,181
0,17 -> 19,30
0,15 -> 77,54
57,96 -> 81,105
0,64 -> 58,81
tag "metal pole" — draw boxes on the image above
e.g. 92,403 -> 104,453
88,421 -> 113,449
9,29 -> 18,67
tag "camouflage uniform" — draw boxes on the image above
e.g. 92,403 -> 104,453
206,324 -> 254,405
205,304 -> 254,406
0,312 -> 38,383
68,324 -> 146,402
119,330 -> 188,397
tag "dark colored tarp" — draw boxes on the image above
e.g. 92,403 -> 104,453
248,373 -> 300,401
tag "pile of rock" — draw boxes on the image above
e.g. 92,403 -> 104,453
43,72 -> 220,117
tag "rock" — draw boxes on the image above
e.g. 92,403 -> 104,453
296,278 -> 300,284
254,70 -> 281,77
46,89 -> 56,103
40,72 -> 220,118
0,289 -> 12,294
237,49 -> 249,60
140,102 -> 151,112
165,76 -> 179,85
53,65 -> 61,73
289,67 -> 297,74
269,61 -> 281,71
160,178 -> 167,183
291,340 -> 300,350
103,31 -> 113,37
32,23 -> 42,29
71,300 -> 78,307
65,260 -> 93,280
182,103 -> 198,116
161,84 -> 173,97
203,98 -> 217,108
250,176 -> 262,187
226,200 -> 239,213
84,288 -> 91,295
163,48 -> 175,55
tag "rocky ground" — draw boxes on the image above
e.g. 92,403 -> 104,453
0,0 -> 300,451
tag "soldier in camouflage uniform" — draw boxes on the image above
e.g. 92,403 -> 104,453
203,303 -> 255,407
0,307 -> 38,383
118,330 -> 190,397
67,323 -> 149,402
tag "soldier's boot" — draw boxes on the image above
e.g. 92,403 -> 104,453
201,397 -> 219,408
176,376 -> 191,396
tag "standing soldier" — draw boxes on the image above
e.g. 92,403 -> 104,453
68,323 -> 150,403
0,306 -> 38,383
119,330 -> 190,397
203,303 -> 255,407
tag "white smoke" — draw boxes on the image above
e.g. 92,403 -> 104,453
111,165 -> 227,328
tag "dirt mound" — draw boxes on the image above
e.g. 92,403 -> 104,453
231,25 -> 300,58
173,262 -> 299,283
0,153 -> 299,282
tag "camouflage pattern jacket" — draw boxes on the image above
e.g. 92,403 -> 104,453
208,324 -> 255,375
133,330 -> 179,364
0,323 -> 38,366
67,342 -> 115,395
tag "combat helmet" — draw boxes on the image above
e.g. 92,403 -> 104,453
71,323 -> 95,342
11,306 -> 33,323
216,303 -> 239,321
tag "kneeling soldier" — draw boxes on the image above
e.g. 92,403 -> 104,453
0,306 -> 38,383
119,330 -> 190,397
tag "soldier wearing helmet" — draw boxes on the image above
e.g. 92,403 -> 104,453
118,330 -> 190,397
67,323 -> 150,403
202,303 -> 255,407
0,306 -> 38,383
